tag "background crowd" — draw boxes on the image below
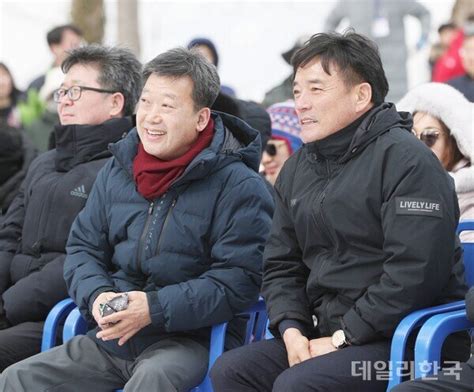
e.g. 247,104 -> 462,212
0,0 -> 473,391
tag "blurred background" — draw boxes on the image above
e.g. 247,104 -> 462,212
0,0 -> 457,102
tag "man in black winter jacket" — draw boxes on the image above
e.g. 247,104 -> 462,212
211,31 -> 468,392
0,45 -> 142,370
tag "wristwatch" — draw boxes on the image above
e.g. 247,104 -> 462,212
331,329 -> 349,349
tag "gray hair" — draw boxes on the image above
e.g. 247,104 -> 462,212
143,47 -> 220,111
61,45 -> 142,116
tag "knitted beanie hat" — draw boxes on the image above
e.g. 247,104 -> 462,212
267,100 -> 302,153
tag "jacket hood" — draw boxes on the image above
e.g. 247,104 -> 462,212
339,102 -> 413,163
397,82 -> 473,163
110,111 -> 262,184
54,117 -> 132,172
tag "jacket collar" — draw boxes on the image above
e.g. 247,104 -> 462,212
305,103 -> 413,163
306,109 -> 370,161
54,117 -> 132,172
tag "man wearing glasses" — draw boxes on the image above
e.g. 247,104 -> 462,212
0,47 -> 273,391
0,45 -> 141,370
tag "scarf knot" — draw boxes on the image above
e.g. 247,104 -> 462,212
133,118 -> 214,199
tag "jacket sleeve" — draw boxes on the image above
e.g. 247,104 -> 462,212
64,163 -> 117,322
146,176 -> 274,332
2,254 -> 68,325
261,173 -> 313,337
0,177 -> 27,296
342,144 -> 461,345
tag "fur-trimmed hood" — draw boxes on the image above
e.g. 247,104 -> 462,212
397,82 -> 473,193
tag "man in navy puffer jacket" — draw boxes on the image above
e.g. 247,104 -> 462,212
0,48 -> 274,391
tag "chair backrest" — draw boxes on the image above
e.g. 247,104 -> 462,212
457,220 -> 474,287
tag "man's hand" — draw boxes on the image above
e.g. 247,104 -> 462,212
92,291 -> 117,327
95,291 -> 152,346
282,327 -> 311,367
309,337 -> 337,358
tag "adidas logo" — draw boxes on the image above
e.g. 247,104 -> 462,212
70,185 -> 88,199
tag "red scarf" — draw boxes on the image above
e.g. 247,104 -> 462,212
133,118 -> 214,200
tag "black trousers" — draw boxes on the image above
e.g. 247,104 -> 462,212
0,321 -> 44,372
210,338 -> 393,392
391,362 -> 474,391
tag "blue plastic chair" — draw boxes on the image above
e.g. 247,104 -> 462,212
41,298 -> 76,352
386,219 -> 474,390
42,298 -> 268,392
413,308 -> 473,378
411,220 -> 474,379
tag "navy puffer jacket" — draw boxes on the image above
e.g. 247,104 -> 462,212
64,112 -> 274,360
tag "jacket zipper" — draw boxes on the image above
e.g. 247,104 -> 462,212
314,160 -> 334,285
34,176 -> 60,257
136,201 -> 154,274
155,199 -> 177,255
317,161 -> 341,335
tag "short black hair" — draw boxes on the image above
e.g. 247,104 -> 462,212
47,24 -> 83,46
292,30 -> 389,104
143,47 -> 220,111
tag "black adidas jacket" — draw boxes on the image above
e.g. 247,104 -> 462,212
262,103 -> 467,345
0,117 -> 132,325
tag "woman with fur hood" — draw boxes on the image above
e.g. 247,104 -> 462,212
398,82 -> 473,241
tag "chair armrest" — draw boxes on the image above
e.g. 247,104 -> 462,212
386,300 -> 465,390
41,298 -> 76,352
414,308 -> 473,378
63,307 -> 88,343
456,219 -> 474,235
190,298 -> 267,392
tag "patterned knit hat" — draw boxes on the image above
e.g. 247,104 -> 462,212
267,100 -> 302,153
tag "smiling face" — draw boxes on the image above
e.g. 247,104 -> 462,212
136,74 -> 210,160
293,59 -> 372,143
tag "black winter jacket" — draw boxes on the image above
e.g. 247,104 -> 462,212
262,103 -> 466,345
0,117 -> 132,325
0,125 -> 37,216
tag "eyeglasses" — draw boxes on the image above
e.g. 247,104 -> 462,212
53,85 -> 117,103
411,128 -> 441,148
264,141 -> 287,156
